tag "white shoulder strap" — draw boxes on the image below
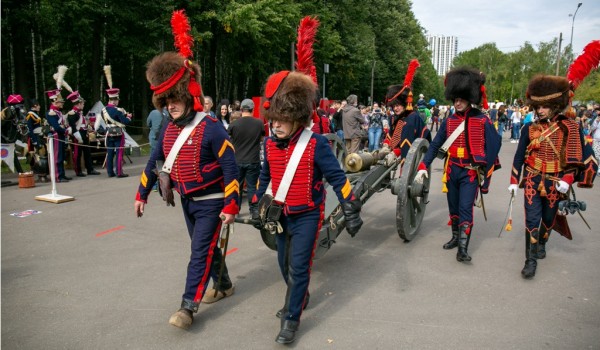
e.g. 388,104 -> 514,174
274,128 -> 313,203
102,108 -> 126,128
162,112 -> 205,174
440,120 -> 465,153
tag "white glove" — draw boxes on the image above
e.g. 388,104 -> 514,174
66,126 -> 72,135
73,131 -> 83,143
555,180 -> 570,194
414,169 -> 428,184
508,184 -> 518,195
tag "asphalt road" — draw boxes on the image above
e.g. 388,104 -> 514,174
2,133 -> 599,350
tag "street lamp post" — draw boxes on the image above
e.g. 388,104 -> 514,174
569,3 -> 583,54
510,73 -> 515,106
323,63 -> 329,100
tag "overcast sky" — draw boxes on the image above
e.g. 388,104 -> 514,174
411,0 -> 600,55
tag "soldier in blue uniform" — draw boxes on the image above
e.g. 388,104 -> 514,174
416,67 -> 501,262
383,59 -> 431,165
26,99 -> 44,150
134,10 -> 239,331
253,70 -> 363,344
45,88 -> 72,182
66,91 -> 100,177
102,65 -> 131,178
509,74 -> 597,279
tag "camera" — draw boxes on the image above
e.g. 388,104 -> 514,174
558,199 -> 587,215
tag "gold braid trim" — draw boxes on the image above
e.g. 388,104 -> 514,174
529,90 -> 567,102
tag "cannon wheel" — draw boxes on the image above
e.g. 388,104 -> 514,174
260,229 -> 278,251
324,133 -> 348,171
396,138 -> 430,241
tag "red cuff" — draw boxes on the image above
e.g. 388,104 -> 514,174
222,200 -> 240,215
418,162 -> 427,171
383,139 -> 390,146
561,173 -> 574,185
393,148 -> 401,157
135,191 -> 147,203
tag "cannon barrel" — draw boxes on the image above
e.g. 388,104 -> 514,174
345,152 -> 375,172
344,145 -> 392,173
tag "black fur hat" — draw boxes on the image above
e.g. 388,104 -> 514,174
385,84 -> 412,108
444,67 -> 486,105
525,74 -> 570,112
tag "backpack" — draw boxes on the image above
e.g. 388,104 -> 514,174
417,108 -> 428,123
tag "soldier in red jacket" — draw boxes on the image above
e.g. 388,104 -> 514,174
509,74 -> 597,279
134,11 -> 239,330
253,71 -> 363,344
416,67 -> 501,262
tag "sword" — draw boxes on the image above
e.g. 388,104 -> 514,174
498,190 -> 515,238
568,187 -> 592,230
215,216 -> 232,298
475,168 -> 487,221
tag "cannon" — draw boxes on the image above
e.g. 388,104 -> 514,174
236,133 -> 431,259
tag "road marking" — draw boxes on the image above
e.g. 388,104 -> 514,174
226,247 -> 238,255
95,225 -> 125,237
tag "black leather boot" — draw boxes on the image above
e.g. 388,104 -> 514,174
456,224 -> 472,262
443,218 -> 459,250
537,227 -> 549,259
521,229 -> 538,279
275,319 -> 299,344
277,291 -> 310,318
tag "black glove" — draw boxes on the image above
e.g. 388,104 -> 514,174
158,171 -> 175,207
342,199 -> 363,237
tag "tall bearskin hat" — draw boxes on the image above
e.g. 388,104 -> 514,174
146,10 -> 203,112
444,67 -> 488,108
263,71 -> 316,126
525,75 -> 570,112
385,59 -> 420,110
262,16 -> 320,126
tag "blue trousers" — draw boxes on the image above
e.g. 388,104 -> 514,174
106,135 -> 125,176
180,198 -> 224,305
276,205 -> 323,322
522,170 -> 561,233
445,163 -> 479,227
237,163 -> 261,210
511,122 -> 521,140
498,122 -> 505,139
368,127 -> 382,152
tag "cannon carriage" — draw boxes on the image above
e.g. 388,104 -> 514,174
236,133 -> 431,259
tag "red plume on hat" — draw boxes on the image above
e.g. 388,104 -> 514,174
386,59 -> 420,110
295,16 -> 319,85
567,40 -> 600,91
295,16 -> 320,126
562,40 -> 600,117
263,15 -> 321,124
403,59 -> 420,88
